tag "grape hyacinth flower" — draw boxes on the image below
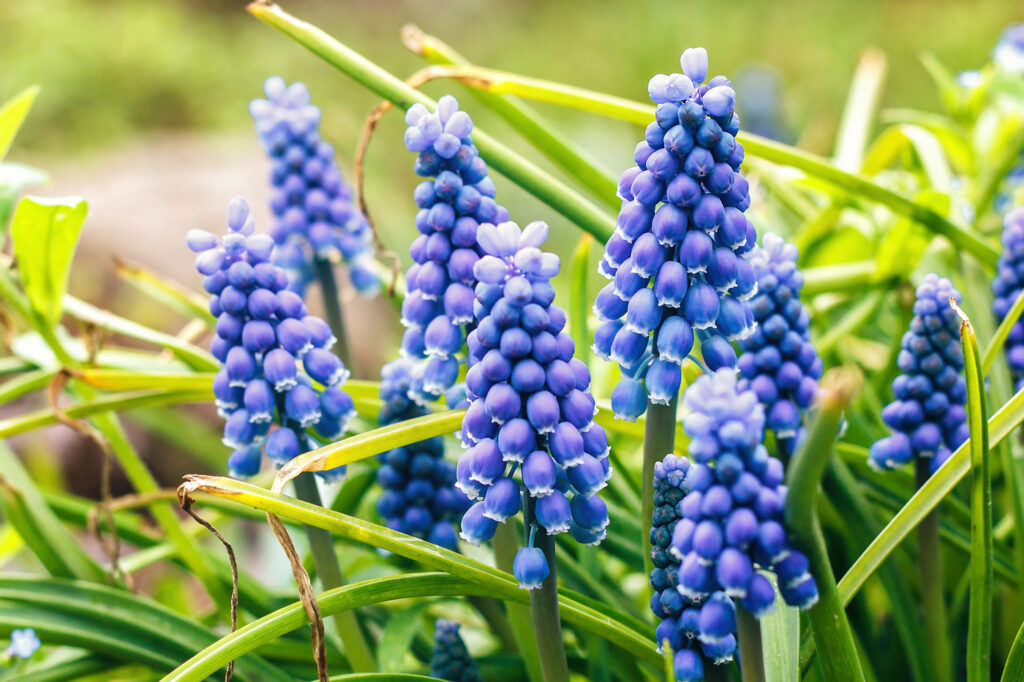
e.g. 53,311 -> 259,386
186,197 -> 354,479
994,208 -> 1024,390
648,370 -> 818,680
374,358 -> 470,550
650,454 -> 730,679
870,274 -> 968,475
3,628 -> 40,661
594,47 -> 758,421
738,233 -> 822,455
430,619 -> 483,682
400,95 -> 510,405
456,220 -> 612,589
250,77 -> 379,296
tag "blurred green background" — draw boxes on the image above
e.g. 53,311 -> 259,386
2,0 -> 1022,369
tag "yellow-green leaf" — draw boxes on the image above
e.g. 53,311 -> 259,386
0,86 -> 39,161
10,196 -> 88,324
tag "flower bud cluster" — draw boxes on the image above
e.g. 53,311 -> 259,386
400,95 -> 510,405
374,358 -> 470,550
187,197 -> 353,479
738,233 -> 822,454
250,77 -> 378,297
593,47 -> 758,422
993,208 -> 1024,391
870,274 -> 968,474
430,619 -> 482,682
649,454 -> 732,680
455,221 -> 611,590
677,370 -> 817,610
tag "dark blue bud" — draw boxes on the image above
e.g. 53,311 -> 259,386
550,422 -> 585,468
570,492 -> 609,531
497,418 -> 535,463
228,445 -> 262,478
304,348 -> 348,386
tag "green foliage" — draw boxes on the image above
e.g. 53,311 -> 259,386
2,5 -> 1024,682
10,196 -> 87,325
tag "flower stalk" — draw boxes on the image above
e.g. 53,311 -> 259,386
292,471 -> 376,672
525,498 -> 570,682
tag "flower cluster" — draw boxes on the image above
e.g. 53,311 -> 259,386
593,47 -> 758,421
374,358 -> 470,550
738,233 -> 822,455
2,628 -> 40,663
651,370 -> 818,680
455,221 -> 611,590
650,454 -> 732,680
995,24 -> 1024,73
250,76 -> 378,297
187,197 -> 354,479
870,274 -> 968,474
400,95 -> 509,405
430,619 -> 482,682
994,208 -> 1024,391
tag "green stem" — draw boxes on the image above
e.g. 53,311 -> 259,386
524,498 -> 569,682
817,459 -> 930,682
642,398 -> 677,576
493,522 -> 544,682
578,548 -> 611,682
403,26 -> 619,209
916,460 -> 952,682
292,472 -> 376,673
800,260 -> 879,298
313,258 -> 352,371
248,3 -> 614,243
737,607 -> 766,682
785,369 -> 865,682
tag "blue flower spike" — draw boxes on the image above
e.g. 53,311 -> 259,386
430,619 -> 483,682
870,274 -> 967,475
373,358 -> 470,549
596,46 -> 759,420
399,95 -> 510,405
457,220 -> 612,589
250,77 -> 379,296
649,369 -> 818,680
993,208 -> 1024,390
738,232 -> 823,454
187,197 -> 354,480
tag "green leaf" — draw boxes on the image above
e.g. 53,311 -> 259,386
10,196 -> 88,324
759,578 -> 799,682
784,369 -> 865,682
180,476 -> 661,669
61,295 -> 217,371
839,383 -> 1024,605
0,388 -> 211,439
0,442 -> 106,582
833,47 -> 887,172
1004,619 -> 1024,682
0,86 -> 39,160
0,162 -> 48,231
960,309 -> 992,682
0,575 -> 287,681
377,602 -> 428,672
114,258 -> 213,327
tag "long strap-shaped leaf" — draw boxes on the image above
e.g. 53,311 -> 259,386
178,477 -> 661,669
0,575 -> 287,681
838,383 -> 1024,604
958,304 -> 993,682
